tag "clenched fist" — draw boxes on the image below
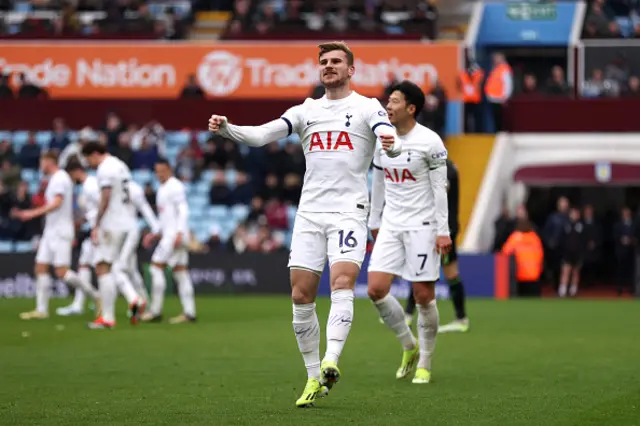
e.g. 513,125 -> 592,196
208,115 -> 228,132
379,134 -> 395,151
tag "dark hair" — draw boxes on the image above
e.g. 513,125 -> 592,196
155,157 -> 171,167
515,218 -> 533,233
65,158 -> 85,173
390,80 -> 426,118
81,141 -> 107,156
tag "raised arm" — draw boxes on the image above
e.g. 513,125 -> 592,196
366,99 -> 402,157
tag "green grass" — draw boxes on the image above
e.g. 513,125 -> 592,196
0,297 -> 638,426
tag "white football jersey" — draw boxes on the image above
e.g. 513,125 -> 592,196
95,155 -> 136,232
43,169 -> 74,239
281,91 -> 393,213
156,176 -> 188,238
127,181 -> 160,234
369,123 -> 449,235
79,175 -> 100,228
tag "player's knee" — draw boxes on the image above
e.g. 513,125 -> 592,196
95,263 -> 109,276
413,282 -> 435,305
34,263 -> 47,276
367,273 -> 391,301
53,267 -> 68,280
291,285 -> 315,304
332,273 -> 354,291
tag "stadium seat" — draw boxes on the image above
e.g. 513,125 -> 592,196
201,170 -> 215,183
225,169 -> 238,187
166,132 -> 190,147
284,230 -> 293,249
14,241 -> 34,252
218,221 -> 235,242
12,131 -> 29,145
207,205 -> 229,221
183,181 -> 194,194
0,131 -> 11,142
35,131 -> 52,147
194,180 -> 210,194
198,131 -> 210,144
14,2 -> 32,12
230,204 -> 249,222
21,169 -> 38,182
0,240 -> 13,252
28,181 -> 39,194
133,169 -> 152,184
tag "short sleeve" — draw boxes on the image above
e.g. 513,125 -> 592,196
280,102 -> 306,137
97,164 -> 116,189
427,133 -> 448,170
365,98 -> 393,134
49,175 -> 67,196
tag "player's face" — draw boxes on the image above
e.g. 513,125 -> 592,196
319,50 -> 353,89
85,153 -> 100,169
69,169 -> 85,184
386,90 -> 415,125
39,158 -> 53,175
154,163 -> 171,182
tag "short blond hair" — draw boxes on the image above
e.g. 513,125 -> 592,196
318,41 -> 354,66
40,151 -> 59,163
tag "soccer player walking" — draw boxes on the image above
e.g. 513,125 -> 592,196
368,81 -> 451,384
208,42 -> 402,407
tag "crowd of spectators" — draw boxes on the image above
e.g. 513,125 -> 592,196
0,0 -> 189,38
0,112 -> 306,254
224,0 -> 439,39
582,0 -> 640,38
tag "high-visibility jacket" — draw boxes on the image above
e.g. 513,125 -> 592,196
501,230 -> 544,282
485,63 -> 513,104
459,68 -> 484,104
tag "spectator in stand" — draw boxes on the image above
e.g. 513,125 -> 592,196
264,197 -> 288,231
209,170 -> 231,206
31,180 -> 47,208
132,137 -> 159,170
546,66 -> 572,97
263,141 -> 287,177
18,132 -> 41,170
485,52 -> 513,133
17,73 -> 48,99
414,0 -> 439,40
48,118 -> 71,153
0,73 -> 14,99
282,141 -> 305,176
223,139 -> 245,170
583,0 -> 619,38
11,180 -> 36,241
255,1 -> 279,34
203,136 -> 227,170
176,140 -> 203,182
418,80 -> 447,140
614,206 -> 635,295
227,0 -> 253,35
114,131 -> 134,169
360,0 -> 380,32
103,111 -> 126,153
260,173 -> 281,201
282,173 -> 302,204
0,181 -> 13,239
131,120 -> 166,155
582,68 -> 619,98
180,74 -> 205,99
0,159 -> 21,190
520,73 -> 539,96
623,75 -> 640,96
229,171 -> 253,205
0,139 -> 16,164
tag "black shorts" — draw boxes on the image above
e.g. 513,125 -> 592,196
562,251 -> 583,268
442,233 -> 458,266
517,280 -> 541,297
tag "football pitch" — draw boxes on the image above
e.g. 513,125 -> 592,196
0,296 -> 638,426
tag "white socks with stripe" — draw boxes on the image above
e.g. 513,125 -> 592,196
292,303 -> 321,380
417,300 -> 439,370
324,289 -> 354,364
174,270 -> 196,318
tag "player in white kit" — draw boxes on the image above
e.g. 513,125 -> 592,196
81,143 -> 145,329
367,81 -> 452,385
13,152 -> 100,320
208,42 -> 402,407
140,158 -> 196,324
113,180 -> 160,308
56,158 -> 102,316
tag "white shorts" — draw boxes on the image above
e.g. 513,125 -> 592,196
94,230 -> 128,265
35,233 -> 73,268
288,211 -> 368,273
114,228 -> 140,273
368,226 -> 441,282
78,239 -> 95,267
151,235 -> 188,268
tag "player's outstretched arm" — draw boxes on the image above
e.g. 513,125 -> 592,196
208,115 -> 291,147
14,194 -> 63,221
368,149 -> 386,234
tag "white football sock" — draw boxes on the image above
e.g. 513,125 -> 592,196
130,268 -> 149,301
149,265 -> 166,316
558,283 -> 567,297
71,267 -> 92,310
569,284 -> 578,297
98,273 -> 117,324
292,303 -> 321,380
417,300 -> 439,370
36,274 -> 52,314
373,294 -> 416,350
174,270 -> 196,317
64,269 -> 99,300
114,270 -> 140,305
324,289 -> 354,364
